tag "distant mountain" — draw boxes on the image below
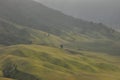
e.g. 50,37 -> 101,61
35,0 -> 120,27
0,0 -> 119,39
0,0 -> 120,54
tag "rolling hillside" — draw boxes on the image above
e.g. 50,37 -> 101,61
0,0 -> 120,80
0,18 -> 67,46
0,45 -> 120,80
0,0 -> 119,40
0,0 -> 120,54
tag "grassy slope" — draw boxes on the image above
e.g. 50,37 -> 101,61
0,0 -> 120,41
0,0 -> 120,56
0,18 -> 67,46
0,45 -> 120,80
1,18 -> 120,55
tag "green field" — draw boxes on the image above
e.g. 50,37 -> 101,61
0,45 -> 120,80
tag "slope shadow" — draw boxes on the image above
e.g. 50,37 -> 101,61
2,64 -> 41,80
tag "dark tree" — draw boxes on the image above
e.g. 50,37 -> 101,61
60,44 -> 64,48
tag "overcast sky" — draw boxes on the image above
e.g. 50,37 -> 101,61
34,0 -> 120,26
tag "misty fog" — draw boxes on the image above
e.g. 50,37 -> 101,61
35,0 -> 120,26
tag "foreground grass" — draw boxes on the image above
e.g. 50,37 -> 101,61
0,44 -> 120,80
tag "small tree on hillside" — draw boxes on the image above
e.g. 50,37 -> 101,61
60,44 -> 64,49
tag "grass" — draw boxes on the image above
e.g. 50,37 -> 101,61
0,44 -> 120,80
1,18 -> 120,56
0,18 -> 67,46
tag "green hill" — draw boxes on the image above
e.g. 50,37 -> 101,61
0,0 -> 120,55
0,0 -> 119,40
0,18 -> 67,46
0,45 -> 120,80
0,0 -> 120,80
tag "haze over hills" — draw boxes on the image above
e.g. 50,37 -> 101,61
0,18 -> 66,46
35,0 -> 120,29
0,0 -> 120,80
0,0 -> 119,40
0,0 -> 120,54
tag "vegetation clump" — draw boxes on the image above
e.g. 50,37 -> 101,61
2,63 -> 40,80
